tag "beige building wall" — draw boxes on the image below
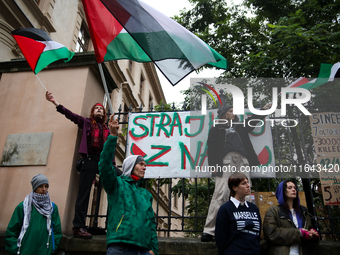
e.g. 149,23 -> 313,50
0,0 -> 88,61
0,66 -> 107,234
0,0 -> 185,238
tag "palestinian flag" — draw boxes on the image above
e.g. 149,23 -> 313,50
82,0 -> 227,86
287,62 -> 340,90
12,28 -> 74,74
286,77 -> 316,90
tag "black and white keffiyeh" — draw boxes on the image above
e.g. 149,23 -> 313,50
17,191 -> 53,253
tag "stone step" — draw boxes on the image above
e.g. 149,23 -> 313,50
1,232 -> 339,255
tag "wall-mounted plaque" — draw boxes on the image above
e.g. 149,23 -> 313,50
1,132 -> 53,166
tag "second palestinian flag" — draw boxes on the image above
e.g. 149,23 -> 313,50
287,63 -> 340,90
12,28 -> 74,74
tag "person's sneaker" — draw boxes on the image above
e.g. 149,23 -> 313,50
73,227 -> 93,239
201,233 -> 214,242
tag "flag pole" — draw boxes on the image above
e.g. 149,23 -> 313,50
98,63 -> 114,115
35,74 -> 47,91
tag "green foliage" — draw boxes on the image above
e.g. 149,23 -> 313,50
172,0 -> 340,240
172,178 -> 215,237
153,100 -> 181,111
175,0 -> 340,96
175,0 -> 340,167
253,178 -> 281,192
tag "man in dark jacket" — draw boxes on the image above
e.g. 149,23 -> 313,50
46,91 -> 122,239
201,103 -> 271,242
99,116 -> 158,255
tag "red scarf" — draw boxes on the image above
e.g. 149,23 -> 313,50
91,118 -> 109,149
131,175 -> 140,181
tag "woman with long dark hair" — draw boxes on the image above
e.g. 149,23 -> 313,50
263,180 -> 319,255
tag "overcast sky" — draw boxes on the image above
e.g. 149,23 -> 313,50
141,0 -> 225,105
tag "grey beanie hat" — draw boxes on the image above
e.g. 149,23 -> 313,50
217,105 -> 233,119
133,156 -> 145,169
31,173 -> 49,191
122,155 -> 145,177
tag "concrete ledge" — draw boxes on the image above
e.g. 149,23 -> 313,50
158,237 -> 217,255
1,232 -> 340,255
59,236 -> 218,255
316,240 -> 340,254
60,235 -> 107,255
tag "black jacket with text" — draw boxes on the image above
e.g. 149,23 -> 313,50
207,113 -> 267,172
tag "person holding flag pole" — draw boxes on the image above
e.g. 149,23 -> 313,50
45,91 -> 122,239
11,27 -> 114,114
11,26 -> 118,238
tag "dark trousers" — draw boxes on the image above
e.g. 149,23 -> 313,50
73,155 -> 99,228
107,243 -> 151,255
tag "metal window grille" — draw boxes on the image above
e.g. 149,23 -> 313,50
86,101 -> 340,240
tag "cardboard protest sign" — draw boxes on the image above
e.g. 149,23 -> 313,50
321,183 -> 340,205
309,112 -> 340,204
316,155 -> 340,185
309,112 -> 340,187
310,112 -> 340,157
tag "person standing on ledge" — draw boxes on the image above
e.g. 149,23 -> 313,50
201,102 -> 272,242
99,116 -> 158,255
46,91 -> 122,239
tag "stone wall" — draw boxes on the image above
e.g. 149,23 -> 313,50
1,232 -> 339,255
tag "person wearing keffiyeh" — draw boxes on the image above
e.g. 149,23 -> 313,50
45,91 -> 122,239
5,174 -> 62,255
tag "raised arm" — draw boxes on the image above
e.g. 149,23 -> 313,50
98,115 -> 119,194
46,91 -> 85,127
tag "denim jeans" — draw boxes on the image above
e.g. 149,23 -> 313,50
107,244 -> 151,255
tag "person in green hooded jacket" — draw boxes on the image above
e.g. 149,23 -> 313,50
5,173 -> 62,255
98,116 -> 158,255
